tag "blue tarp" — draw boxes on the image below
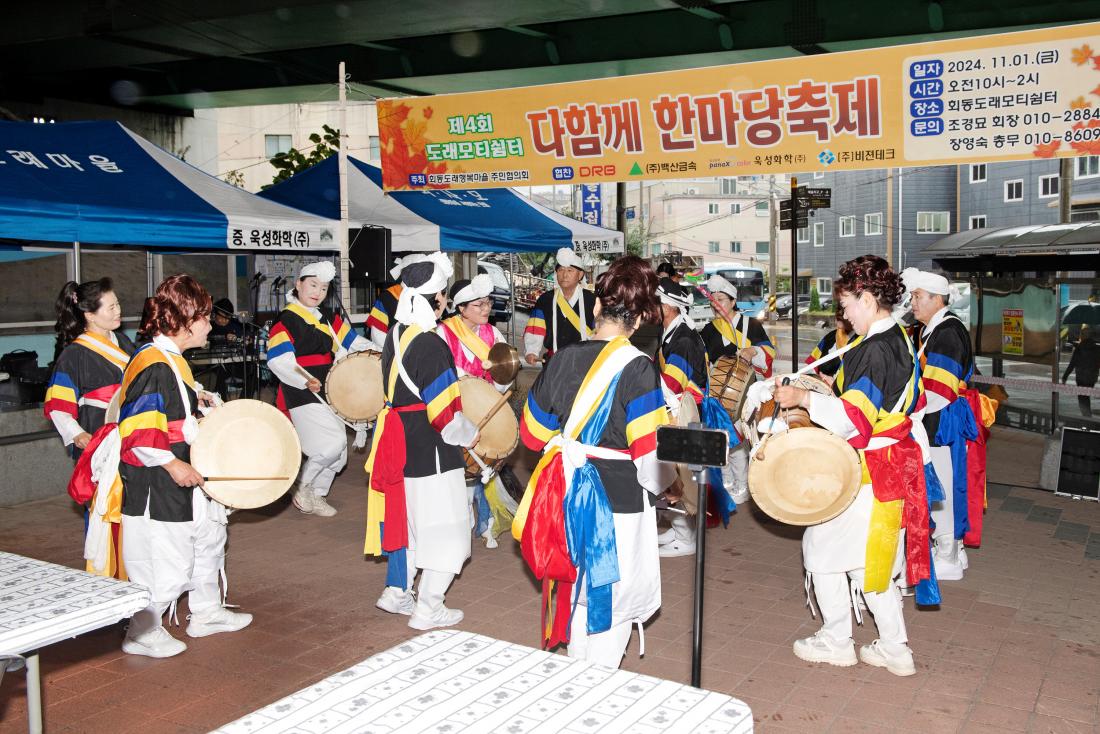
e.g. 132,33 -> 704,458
259,156 -> 622,254
0,120 -> 337,251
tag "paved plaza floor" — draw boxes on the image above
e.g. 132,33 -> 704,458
1,426 -> 1099,733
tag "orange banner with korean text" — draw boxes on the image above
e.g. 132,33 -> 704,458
378,22 -> 1100,191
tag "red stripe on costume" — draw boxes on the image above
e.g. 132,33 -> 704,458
841,401 -> 873,446
120,427 -> 171,465
923,378 -> 957,402
660,371 -> 683,395
268,322 -> 292,340
525,324 -> 547,337
44,397 -> 78,419
84,384 -> 121,403
428,398 -> 461,433
298,353 -> 334,367
686,384 -> 705,405
629,431 -> 656,459
366,314 -> 388,333
757,348 -> 774,379
520,420 -> 544,452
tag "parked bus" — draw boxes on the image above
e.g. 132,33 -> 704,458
688,262 -> 767,323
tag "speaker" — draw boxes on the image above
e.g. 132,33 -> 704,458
348,226 -> 392,282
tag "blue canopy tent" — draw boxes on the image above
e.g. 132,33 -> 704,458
258,156 -> 622,254
0,120 -> 338,251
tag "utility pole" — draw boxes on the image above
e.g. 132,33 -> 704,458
337,61 -> 351,310
790,176 -> 799,371
616,181 -> 628,235
1055,156 -> 1074,428
768,175 -> 778,325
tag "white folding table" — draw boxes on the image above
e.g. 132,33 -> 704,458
0,551 -> 150,733
212,629 -> 753,733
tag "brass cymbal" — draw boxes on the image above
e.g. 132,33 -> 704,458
487,342 -> 521,385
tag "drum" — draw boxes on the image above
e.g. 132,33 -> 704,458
104,389 -> 121,425
325,351 -> 384,423
743,374 -> 834,438
458,376 -> 519,480
709,355 -> 755,423
190,399 -> 302,509
673,393 -> 701,516
747,427 -> 862,526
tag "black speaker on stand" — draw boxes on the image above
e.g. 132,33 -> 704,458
348,226 -> 393,283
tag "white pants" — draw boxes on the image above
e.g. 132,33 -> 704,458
811,568 -> 908,645
721,442 -> 748,494
670,512 -> 696,544
567,610 -> 634,668
929,446 -> 955,544
122,488 -> 228,629
290,402 -> 347,496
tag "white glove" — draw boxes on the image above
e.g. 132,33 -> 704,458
353,427 -> 369,450
744,380 -> 775,420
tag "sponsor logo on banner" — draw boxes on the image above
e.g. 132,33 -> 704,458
376,22 -> 1100,190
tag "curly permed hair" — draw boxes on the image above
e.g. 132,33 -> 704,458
834,255 -> 905,310
594,255 -> 661,328
140,274 -> 212,338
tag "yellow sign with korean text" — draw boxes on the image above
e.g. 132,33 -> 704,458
378,22 -> 1100,190
1002,308 -> 1025,355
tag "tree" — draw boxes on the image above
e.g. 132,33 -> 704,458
263,125 -> 340,189
223,169 -> 246,188
810,285 -> 821,311
624,221 -> 648,258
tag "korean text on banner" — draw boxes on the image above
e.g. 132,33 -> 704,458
378,22 -> 1100,190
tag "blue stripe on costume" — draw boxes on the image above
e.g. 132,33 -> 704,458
565,371 -> 623,636
48,371 -> 78,391
119,392 -> 165,421
421,368 -> 460,405
625,388 -> 663,423
266,341 -> 295,359
848,376 -> 884,410
526,392 -> 561,431
925,351 -> 965,379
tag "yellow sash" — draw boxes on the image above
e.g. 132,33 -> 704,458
441,316 -> 491,362
555,289 -> 590,337
119,346 -> 196,406
712,315 -> 746,349
74,332 -> 129,372
363,324 -> 423,556
285,302 -> 340,353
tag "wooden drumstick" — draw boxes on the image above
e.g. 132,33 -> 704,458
204,476 -> 291,481
475,390 -> 513,431
752,377 -> 790,462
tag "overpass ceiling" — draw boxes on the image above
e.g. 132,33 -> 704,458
2,0 -> 1098,112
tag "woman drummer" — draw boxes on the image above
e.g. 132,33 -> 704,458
118,274 -> 252,658
366,253 -> 481,629
514,255 -> 676,668
46,278 -> 135,459
437,274 -> 514,549
699,273 -> 775,377
266,261 -> 372,517
773,254 -> 933,677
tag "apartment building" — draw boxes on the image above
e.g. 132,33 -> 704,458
958,155 -> 1100,230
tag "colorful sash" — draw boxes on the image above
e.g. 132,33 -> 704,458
439,316 -> 494,380
74,332 -> 129,371
285,301 -> 344,354
711,315 -> 744,349
512,337 -> 641,647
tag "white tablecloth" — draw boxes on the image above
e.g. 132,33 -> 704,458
212,629 -> 752,734
0,551 -> 150,655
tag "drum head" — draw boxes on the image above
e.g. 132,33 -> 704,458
459,377 -> 519,461
190,399 -> 302,509
105,389 -> 121,424
748,427 -> 862,526
325,351 -> 384,422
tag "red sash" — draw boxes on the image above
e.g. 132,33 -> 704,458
369,403 -> 427,552
961,388 -> 988,547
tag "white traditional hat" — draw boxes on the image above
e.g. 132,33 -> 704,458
705,274 -> 738,301
298,260 -> 337,283
555,247 -> 584,271
452,273 -> 493,305
900,267 -> 949,296
396,252 -> 453,330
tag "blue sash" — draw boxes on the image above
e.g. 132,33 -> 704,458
934,396 -> 979,539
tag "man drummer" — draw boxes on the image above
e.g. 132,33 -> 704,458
903,267 -> 976,581
523,247 -> 597,365
438,274 -> 514,549
653,278 -> 713,558
266,261 -> 373,517
773,255 -> 932,677
365,253 -> 481,629
699,273 -> 775,505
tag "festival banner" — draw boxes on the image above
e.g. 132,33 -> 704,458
378,22 -> 1100,191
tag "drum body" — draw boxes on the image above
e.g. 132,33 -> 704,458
325,351 -> 384,423
458,377 -> 519,480
747,427 -> 861,525
709,356 -> 755,423
744,374 -> 834,438
190,399 -> 302,509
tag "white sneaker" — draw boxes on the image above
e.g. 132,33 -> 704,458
656,527 -> 678,545
408,606 -> 464,631
311,493 -> 337,517
122,626 -> 187,658
730,486 -> 750,505
958,542 -> 969,570
658,539 -> 696,557
933,552 -> 965,581
186,607 -> 253,638
292,484 -> 316,514
792,631 -> 857,667
376,587 -> 416,616
859,640 -> 916,677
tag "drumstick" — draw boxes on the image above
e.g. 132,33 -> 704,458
204,476 -> 291,481
751,377 -> 789,462
475,390 -> 513,431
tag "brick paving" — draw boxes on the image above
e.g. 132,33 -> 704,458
2,427 -> 1100,733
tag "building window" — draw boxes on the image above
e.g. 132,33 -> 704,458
651,243 -> 662,255
1004,179 -> 1023,202
864,212 -> 882,235
264,134 -> 292,158
1039,174 -> 1059,198
797,226 -> 809,243
708,203 -> 719,214
368,136 -> 380,161
755,241 -> 769,254
813,221 -> 825,247
916,211 -> 949,233
730,203 -> 741,214
970,163 -> 986,183
969,215 -> 987,229
838,216 -> 855,237
1076,155 -> 1100,179
816,277 -> 832,295
755,200 -> 769,216
730,241 -> 741,253
708,241 -> 720,253
814,171 -> 824,179
720,178 -> 736,195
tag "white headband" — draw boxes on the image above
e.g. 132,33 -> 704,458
901,267 -> 949,297
705,274 -> 738,301
555,247 -> 584,271
395,252 -> 453,330
299,261 -> 336,283
453,273 -> 493,305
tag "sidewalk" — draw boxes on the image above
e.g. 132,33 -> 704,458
1,435 -> 1099,732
